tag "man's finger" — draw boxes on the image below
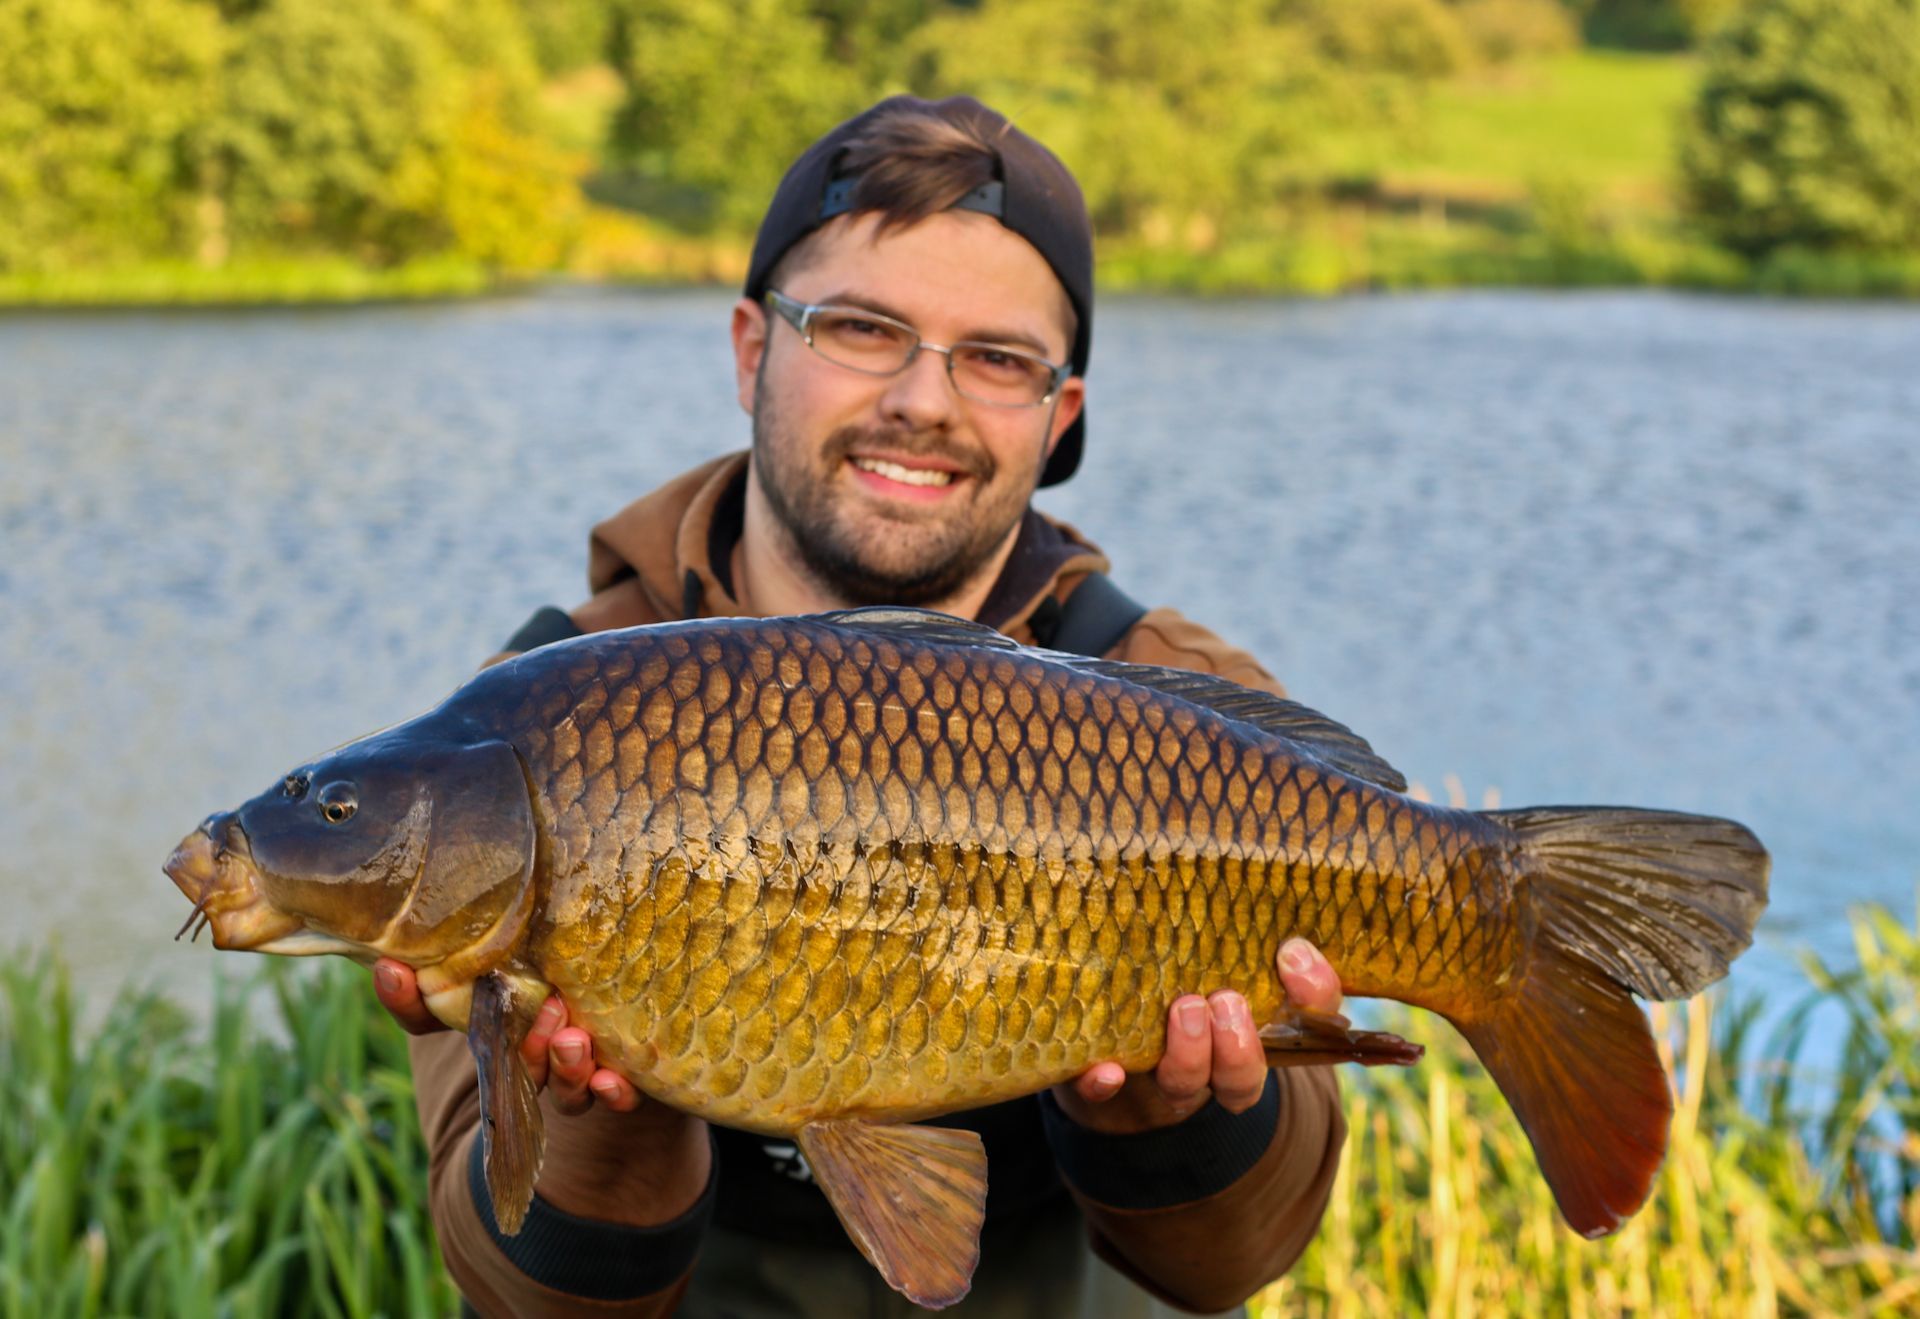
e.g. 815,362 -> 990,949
520,996 -> 566,1088
547,1027 -> 597,1116
1068,1060 -> 1127,1104
1206,991 -> 1267,1113
587,1068 -> 645,1113
1278,938 -> 1343,1014
372,959 -> 444,1036
1153,996 -> 1213,1102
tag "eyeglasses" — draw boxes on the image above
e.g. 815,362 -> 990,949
765,290 -> 1071,408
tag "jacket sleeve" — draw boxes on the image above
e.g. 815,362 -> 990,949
409,1029 -> 715,1318
1044,605 -> 1347,1311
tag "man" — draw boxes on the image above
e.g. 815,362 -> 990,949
376,96 -> 1349,1317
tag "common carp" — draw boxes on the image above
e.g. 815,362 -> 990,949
165,609 -> 1767,1307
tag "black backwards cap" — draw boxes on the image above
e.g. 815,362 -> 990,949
743,95 -> 1094,486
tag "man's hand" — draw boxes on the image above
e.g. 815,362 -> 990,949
1052,937 -> 1343,1135
371,959 -> 643,1114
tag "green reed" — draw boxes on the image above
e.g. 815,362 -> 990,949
1260,901 -> 1920,1318
0,957 -> 456,1319
4,906 -> 1916,1318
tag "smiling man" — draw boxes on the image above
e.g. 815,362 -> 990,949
378,97 -> 1349,1318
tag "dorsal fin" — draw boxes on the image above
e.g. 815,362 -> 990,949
1062,657 -> 1408,791
809,606 -> 1407,792
808,606 -> 1020,650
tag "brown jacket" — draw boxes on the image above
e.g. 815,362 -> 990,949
413,453 -> 1346,1316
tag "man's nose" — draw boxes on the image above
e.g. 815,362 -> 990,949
877,346 -> 959,431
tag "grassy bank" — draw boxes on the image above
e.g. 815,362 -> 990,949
5,908 -> 1917,1317
0,257 -> 497,310
8,50 -> 1920,308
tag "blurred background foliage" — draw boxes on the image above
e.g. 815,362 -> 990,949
1,0 -> 1917,299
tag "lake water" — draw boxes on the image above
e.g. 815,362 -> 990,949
2,288 -> 1915,1014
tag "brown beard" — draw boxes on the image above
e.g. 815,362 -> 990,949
751,401 -> 1036,608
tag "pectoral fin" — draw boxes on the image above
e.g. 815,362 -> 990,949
467,970 -> 549,1235
796,1119 -> 987,1309
1259,1004 -> 1423,1068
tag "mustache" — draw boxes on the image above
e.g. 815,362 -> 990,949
823,425 -> 995,483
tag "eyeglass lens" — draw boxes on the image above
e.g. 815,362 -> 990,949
807,307 -> 1055,406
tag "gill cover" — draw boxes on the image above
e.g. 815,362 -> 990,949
237,731 -> 537,963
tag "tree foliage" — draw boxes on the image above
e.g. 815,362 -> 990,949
0,0 -> 225,272
609,0 -> 865,230
1679,0 -> 1920,257
0,0 -> 576,274
1576,0 -> 1743,48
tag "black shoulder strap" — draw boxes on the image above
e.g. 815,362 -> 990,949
502,606 -> 585,655
1036,573 -> 1148,659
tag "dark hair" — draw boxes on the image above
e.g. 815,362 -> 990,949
766,106 -> 1007,288
836,106 -> 1004,234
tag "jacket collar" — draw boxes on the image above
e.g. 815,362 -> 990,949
586,451 -> 1110,643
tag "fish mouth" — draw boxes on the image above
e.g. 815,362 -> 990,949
163,815 -> 302,952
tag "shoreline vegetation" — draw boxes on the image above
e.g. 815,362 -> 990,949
4,904 -> 1916,1317
9,34 -> 1920,311
11,219 -> 1920,311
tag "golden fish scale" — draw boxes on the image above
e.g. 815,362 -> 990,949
493,621 -> 1522,1134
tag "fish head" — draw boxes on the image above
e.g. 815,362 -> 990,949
165,732 -> 536,968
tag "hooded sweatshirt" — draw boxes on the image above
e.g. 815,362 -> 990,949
410,454 -> 1346,1317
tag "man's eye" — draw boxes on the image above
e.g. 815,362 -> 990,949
962,347 -> 1037,379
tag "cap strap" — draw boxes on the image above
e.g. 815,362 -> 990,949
818,177 -> 1005,222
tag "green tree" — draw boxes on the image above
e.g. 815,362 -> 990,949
912,0 -> 1449,246
513,0 -> 619,75
1679,0 -> 1920,257
202,0 -> 576,268
0,0 -> 224,273
812,0 -> 937,83
203,0 -> 463,259
610,0 -> 863,230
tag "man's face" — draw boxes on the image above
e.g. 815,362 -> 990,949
733,210 -> 1085,607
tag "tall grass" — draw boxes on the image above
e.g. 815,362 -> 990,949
1262,904 -> 1920,1318
4,909 -> 1916,1317
0,958 -> 456,1318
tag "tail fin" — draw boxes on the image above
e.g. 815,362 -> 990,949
1455,807 -> 1768,1237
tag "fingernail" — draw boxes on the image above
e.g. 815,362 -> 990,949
1281,939 -> 1314,975
1211,996 -> 1238,1030
535,1002 -> 563,1035
590,1076 -> 619,1098
553,1039 -> 586,1067
1177,1000 -> 1208,1038
373,964 -> 400,996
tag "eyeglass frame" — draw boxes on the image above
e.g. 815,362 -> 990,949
764,289 -> 1073,408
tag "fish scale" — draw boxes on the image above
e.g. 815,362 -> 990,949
497,618 -> 1508,1133
166,606 -> 1767,1305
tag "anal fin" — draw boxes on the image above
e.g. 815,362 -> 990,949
796,1119 -> 988,1310
1259,1004 -> 1424,1068
467,970 -> 549,1235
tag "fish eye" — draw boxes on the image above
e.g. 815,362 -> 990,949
283,774 -> 310,799
317,782 -> 358,825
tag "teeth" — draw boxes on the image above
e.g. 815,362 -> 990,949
854,457 -> 954,487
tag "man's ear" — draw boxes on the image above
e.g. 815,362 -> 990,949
1043,376 -> 1086,460
732,297 -> 768,415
